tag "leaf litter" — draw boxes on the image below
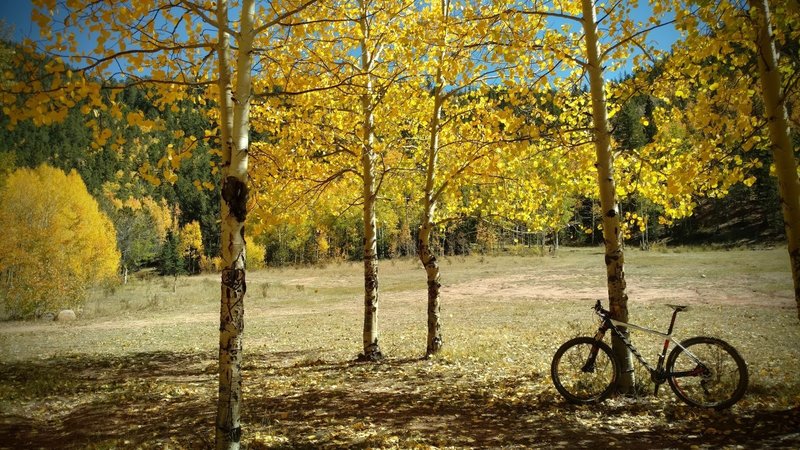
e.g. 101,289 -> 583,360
0,249 -> 799,448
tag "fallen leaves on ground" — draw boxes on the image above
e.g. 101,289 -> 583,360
0,349 -> 798,449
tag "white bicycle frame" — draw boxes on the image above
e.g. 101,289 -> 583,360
595,309 -> 702,375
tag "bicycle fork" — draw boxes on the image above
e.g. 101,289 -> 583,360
582,324 -> 611,373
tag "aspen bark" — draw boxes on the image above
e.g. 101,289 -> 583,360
417,0 -> 448,357
750,0 -> 800,320
358,2 -> 382,361
580,0 -> 634,393
419,86 -> 444,356
216,0 -> 252,448
418,220 -> 443,356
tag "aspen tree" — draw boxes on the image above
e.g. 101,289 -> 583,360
215,1 -> 250,444
418,0 -> 450,357
649,0 -> 799,318
357,0 -> 382,360
410,0 -> 549,356
212,2 -> 323,445
507,0 -> 648,393
748,0 -> 800,319
247,0 -> 415,360
2,1 -> 318,448
578,0 -> 634,393
510,0 -> 677,393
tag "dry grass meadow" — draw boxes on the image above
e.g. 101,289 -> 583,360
1,246 -> 799,449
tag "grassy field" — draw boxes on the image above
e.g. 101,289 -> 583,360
1,247 -> 799,449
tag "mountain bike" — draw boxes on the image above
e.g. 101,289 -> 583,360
551,300 -> 748,409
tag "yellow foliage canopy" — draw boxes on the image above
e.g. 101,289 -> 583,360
178,220 -> 203,274
0,165 -> 119,319
178,221 -> 204,258
245,240 -> 266,271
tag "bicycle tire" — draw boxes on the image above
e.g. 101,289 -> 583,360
551,336 -> 618,404
666,336 -> 748,409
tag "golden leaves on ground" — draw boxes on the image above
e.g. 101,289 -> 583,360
1,250 -> 800,447
3,344 -> 799,448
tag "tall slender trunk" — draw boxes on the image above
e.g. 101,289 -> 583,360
552,229 -> 559,256
216,0 -> 252,448
750,0 -> 800,320
419,86 -> 444,357
418,0 -> 449,357
358,3 -> 382,361
580,0 -> 634,393
418,219 -> 442,356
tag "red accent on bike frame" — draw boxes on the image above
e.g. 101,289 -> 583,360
688,365 -> 705,376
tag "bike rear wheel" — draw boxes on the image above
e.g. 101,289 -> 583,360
551,337 -> 618,404
666,336 -> 748,409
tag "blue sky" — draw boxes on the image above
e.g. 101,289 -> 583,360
0,1 -> 36,41
1,0 -> 678,76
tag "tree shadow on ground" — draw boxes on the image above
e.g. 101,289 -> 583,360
244,357 -> 800,449
0,351 -> 218,449
1,352 -> 799,449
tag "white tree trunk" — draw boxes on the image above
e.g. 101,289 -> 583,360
358,1 -> 382,361
750,0 -> 800,321
419,77 -> 445,356
216,0 -> 252,448
580,0 -> 634,393
417,0 -> 450,357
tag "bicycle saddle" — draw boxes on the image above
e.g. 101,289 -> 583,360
666,304 -> 689,312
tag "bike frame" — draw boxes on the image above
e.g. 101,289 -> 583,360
589,305 -> 706,392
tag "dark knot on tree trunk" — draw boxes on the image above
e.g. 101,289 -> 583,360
222,176 -> 249,223
222,267 -> 246,295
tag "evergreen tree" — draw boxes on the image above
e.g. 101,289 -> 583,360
158,230 -> 185,277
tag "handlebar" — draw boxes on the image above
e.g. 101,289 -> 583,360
593,300 -> 611,319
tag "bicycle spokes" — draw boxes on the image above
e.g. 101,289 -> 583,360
667,337 -> 748,409
581,347 -> 600,373
551,337 -> 618,403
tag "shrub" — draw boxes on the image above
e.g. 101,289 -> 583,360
200,255 -> 224,273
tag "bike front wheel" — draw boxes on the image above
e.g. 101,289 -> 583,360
551,337 -> 618,404
666,336 -> 748,409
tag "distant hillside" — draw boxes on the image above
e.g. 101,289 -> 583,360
669,172 -> 784,246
